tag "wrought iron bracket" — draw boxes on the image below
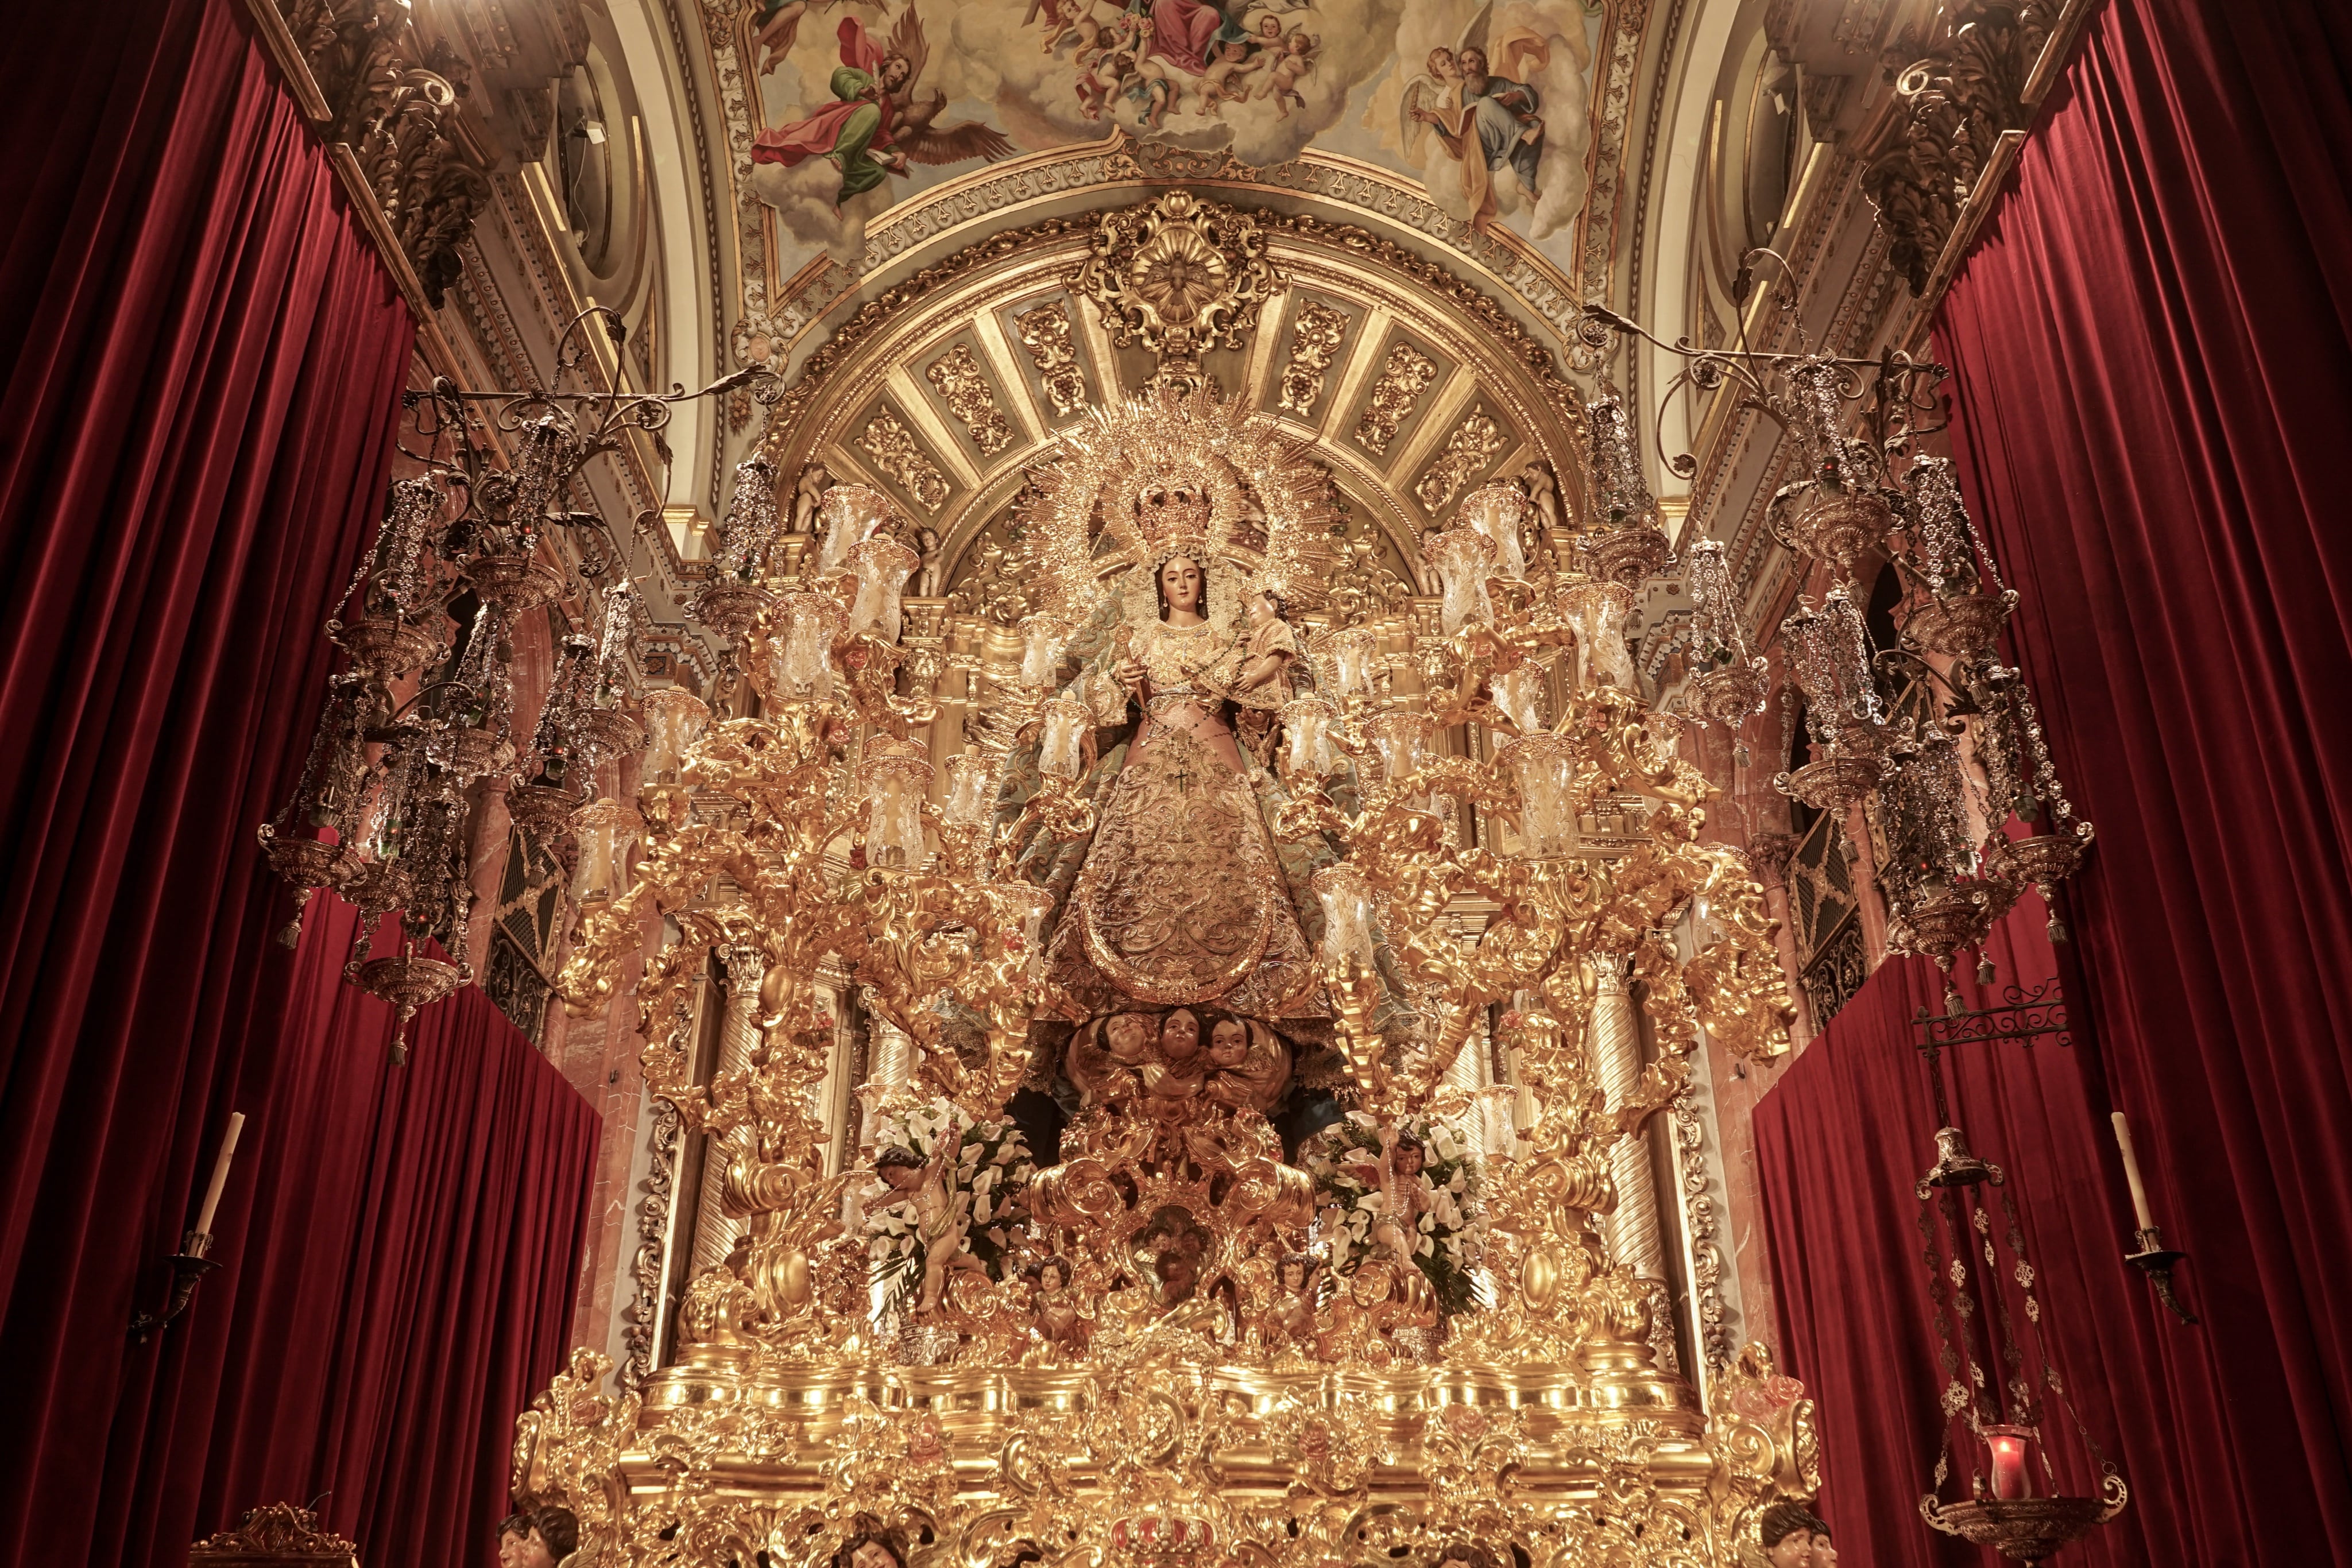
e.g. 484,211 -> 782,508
130,1232 -> 220,1343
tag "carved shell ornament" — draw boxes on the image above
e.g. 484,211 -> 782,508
1019,386 -> 1338,633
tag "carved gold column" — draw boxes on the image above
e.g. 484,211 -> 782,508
688,946 -> 764,1279
1593,956 -> 1665,1281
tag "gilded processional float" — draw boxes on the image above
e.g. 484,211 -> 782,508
512,215 -> 1815,1566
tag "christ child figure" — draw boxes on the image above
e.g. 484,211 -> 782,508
1233,589 -> 1299,700
874,1114 -> 984,1316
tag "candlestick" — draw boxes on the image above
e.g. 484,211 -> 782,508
2109,1110 -> 2154,1232
192,1112 -> 245,1237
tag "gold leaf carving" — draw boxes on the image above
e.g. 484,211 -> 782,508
1278,300 -> 1350,416
1012,300 -> 1088,418
1076,191 -> 1278,392
857,409 -> 950,512
924,343 -> 1015,456
1354,341 -> 1440,455
1415,411 -> 1506,510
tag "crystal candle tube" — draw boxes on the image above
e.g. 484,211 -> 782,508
1562,580 -> 1636,691
1018,613 -> 1073,690
1364,711 -> 1432,787
846,536 -> 919,644
1279,697 -> 1337,777
943,751 -> 995,827
1427,528 -> 1499,634
773,591 -> 846,700
860,739 -> 933,870
639,687 -> 711,782
1325,629 -> 1379,700
1500,734 -> 1577,858
1038,698 -> 1091,781
1492,663 -> 1545,733
1457,481 -> 1530,580
569,797 -> 643,901
1310,864 -> 1378,969
816,483 -> 893,575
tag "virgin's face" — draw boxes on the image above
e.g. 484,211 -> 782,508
1160,556 -> 1203,616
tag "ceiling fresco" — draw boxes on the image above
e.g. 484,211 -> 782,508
702,0 -> 1629,373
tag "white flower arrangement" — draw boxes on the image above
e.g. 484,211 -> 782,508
1300,1112 -> 1487,1314
864,1095 -> 1035,1308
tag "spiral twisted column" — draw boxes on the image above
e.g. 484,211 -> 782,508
689,946 -> 765,1278
1593,956 -> 1665,1280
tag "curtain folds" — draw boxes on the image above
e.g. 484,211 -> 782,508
1755,908 -> 2199,1568
0,1 -> 601,1565
1760,2 -> 2352,1565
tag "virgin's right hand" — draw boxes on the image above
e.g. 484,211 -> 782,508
1115,656 -> 1146,691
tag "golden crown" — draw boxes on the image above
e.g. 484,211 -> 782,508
1134,475 -> 1215,564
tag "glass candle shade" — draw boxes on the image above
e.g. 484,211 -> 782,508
1279,697 -> 1339,777
1983,1426 -> 2034,1501
1562,580 -> 1636,690
1427,528 -> 1499,634
943,751 -> 995,827
816,483 -> 893,575
772,590 -> 846,701
1500,734 -> 1577,858
1365,711 -> 1432,788
1457,481 -> 1531,580
639,687 -> 711,782
1018,613 -> 1074,690
846,536 -> 919,644
1310,864 -> 1378,969
1492,663 -> 1545,733
860,739 -> 933,870
1324,628 -> 1379,700
1038,698 -> 1092,781
569,797 -> 643,901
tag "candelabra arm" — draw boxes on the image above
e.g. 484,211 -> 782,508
130,1230 -> 220,1343
2126,1225 -> 2199,1325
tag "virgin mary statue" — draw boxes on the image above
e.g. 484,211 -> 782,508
995,394 -> 1357,1083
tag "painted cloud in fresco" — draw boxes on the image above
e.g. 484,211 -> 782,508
1363,0 -> 1596,239
743,0 -> 1597,262
938,0 -> 1406,169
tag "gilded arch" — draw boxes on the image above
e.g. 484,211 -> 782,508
747,195 -> 1597,613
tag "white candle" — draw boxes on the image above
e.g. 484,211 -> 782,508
192,1112 -> 246,1238
2110,1110 -> 2155,1232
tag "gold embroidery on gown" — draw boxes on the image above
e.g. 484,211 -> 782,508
1041,624 -> 1326,1019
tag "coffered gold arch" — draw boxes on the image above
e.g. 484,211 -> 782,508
751,195 -> 1596,605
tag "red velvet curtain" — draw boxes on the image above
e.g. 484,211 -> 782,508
1754,907 -> 2203,1568
1759,0 -> 2352,1563
116,896 -> 600,1568
0,1 -> 601,1565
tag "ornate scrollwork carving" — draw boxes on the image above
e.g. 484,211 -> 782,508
1075,191 -> 1279,393
1863,1 -> 2058,294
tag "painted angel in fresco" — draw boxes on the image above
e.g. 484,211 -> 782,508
1399,11 -> 1550,233
751,11 -> 1015,207
750,0 -> 848,76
